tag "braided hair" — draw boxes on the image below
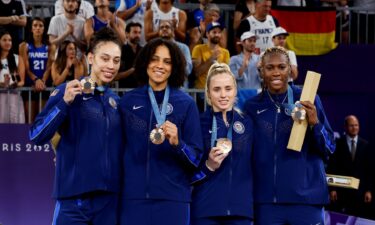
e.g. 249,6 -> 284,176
259,46 -> 291,94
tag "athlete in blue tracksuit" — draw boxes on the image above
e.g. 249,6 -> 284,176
119,38 -> 203,225
244,47 -> 336,225
29,28 -> 123,225
191,62 -> 254,225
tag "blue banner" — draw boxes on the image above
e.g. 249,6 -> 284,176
0,124 -> 54,225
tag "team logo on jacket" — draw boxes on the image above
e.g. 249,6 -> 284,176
50,89 -> 59,96
109,97 -> 117,109
166,103 -> 173,115
233,121 -> 245,134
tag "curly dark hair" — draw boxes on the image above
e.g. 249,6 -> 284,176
0,29 -> 17,74
134,38 -> 186,88
88,27 -> 122,54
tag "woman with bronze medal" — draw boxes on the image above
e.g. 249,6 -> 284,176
244,47 -> 335,225
191,63 -> 255,225
30,28 -> 123,225
119,38 -> 203,225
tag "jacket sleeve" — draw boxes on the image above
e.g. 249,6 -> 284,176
29,85 -> 69,145
174,100 -> 204,169
311,95 -> 336,158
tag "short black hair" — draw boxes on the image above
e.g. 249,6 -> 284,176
134,38 -> 186,88
125,22 -> 142,33
88,27 -> 122,54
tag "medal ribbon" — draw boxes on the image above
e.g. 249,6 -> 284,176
148,85 -> 170,127
210,114 -> 233,148
282,84 -> 295,116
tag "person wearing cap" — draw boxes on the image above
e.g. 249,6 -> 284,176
236,0 -> 279,54
271,26 -> 298,82
188,3 -> 228,52
192,21 -> 230,110
229,31 -> 261,90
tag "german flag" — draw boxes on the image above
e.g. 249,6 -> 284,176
271,7 -> 338,56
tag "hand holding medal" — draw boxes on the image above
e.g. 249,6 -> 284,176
160,120 -> 179,146
299,100 -> 319,126
206,146 -> 229,171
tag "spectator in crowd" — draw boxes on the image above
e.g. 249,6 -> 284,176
158,19 -> 192,88
188,3 -> 228,52
187,0 -> 212,29
236,0 -> 279,54
144,0 -> 187,42
350,0 -> 375,44
116,22 -> 143,88
233,0 -> 255,30
327,115 -> 373,219
55,0 -> 95,20
229,31 -> 261,90
49,0 -> 86,55
192,22 -> 230,90
244,46 -> 335,225
0,0 -> 27,53
115,0 -> 155,46
19,17 -> 54,123
51,40 -> 87,86
191,62 -> 254,225
84,0 -> 126,46
0,29 -> 25,123
30,27 -> 123,225
118,38 -> 203,225
270,27 -> 298,82
320,0 -> 349,44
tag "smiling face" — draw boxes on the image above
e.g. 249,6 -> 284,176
207,73 -> 237,112
261,52 -> 290,94
147,45 -> 172,90
88,41 -> 121,85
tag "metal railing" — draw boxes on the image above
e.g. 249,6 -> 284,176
0,87 -> 206,124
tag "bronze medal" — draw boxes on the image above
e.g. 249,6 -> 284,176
291,101 -> 306,122
80,77 -> 95,94
150,128 -> 165,145
216,138 -> 232,154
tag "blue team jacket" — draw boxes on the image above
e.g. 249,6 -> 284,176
191,109 -> 254,219
244,85 -> 336,205
29,83 -> 123,199
119,85 -> 203,202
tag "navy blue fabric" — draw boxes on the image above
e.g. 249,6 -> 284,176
52,192 -> 118,225
244,85 -> 335,205
191,216 -> 253,225
254,204 -> 324,225
191,109 -> 254,219
119,199 -> 190,225
119,85 -> 203,202
30,83 -> 123,199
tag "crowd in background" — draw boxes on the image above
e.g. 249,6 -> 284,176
1,0 -> 375,220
